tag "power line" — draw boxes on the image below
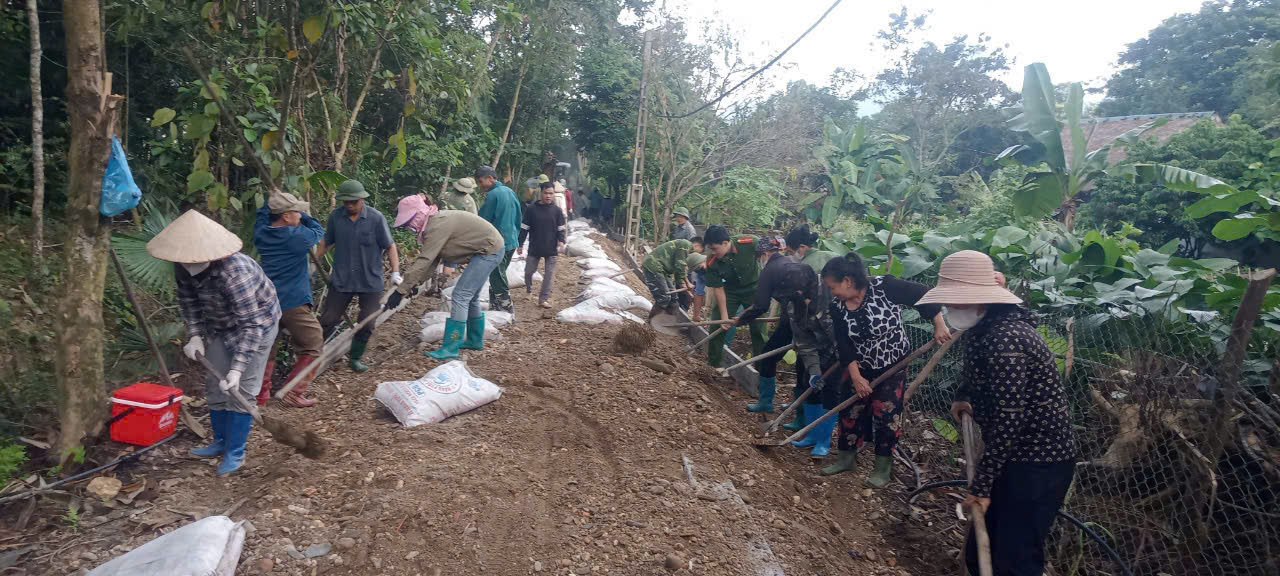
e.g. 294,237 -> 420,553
655,0 -> 844,119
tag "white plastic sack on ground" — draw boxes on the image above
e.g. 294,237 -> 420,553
585,276 -> 635,296
509,259 -> 543,289
585,293 -> 652,312
581,267 -> 627,280
419,318 -> 502,343
439,283 -> 490,313
566,239 -> 606,259
419,311 -> 450,330
373,361 -> 503,426
88,515 -> 245,576
567,218 -> 593,232
485,310 -> 515,328
576,257 -> 620,271
555,299 -> 626,325
566,231 -> 594,244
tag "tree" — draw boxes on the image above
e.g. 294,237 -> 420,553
56,0 -> 119,463
569,32 -> 642,194
27,0 -> 44,263
1098,0 -> 1280,117
861,8 -> 1014,175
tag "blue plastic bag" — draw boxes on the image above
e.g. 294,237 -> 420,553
100,136 -> 141,216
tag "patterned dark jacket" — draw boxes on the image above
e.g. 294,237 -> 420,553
830,275 -> 941,377
956,306 -> 1076,497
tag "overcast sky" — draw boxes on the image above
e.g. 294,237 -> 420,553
666,0 -> 1206,110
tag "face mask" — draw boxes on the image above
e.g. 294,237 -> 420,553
183,262 -> 211,276
944,306 -> 985,330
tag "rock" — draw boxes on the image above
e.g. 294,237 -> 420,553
304,542 -> 331,558
792,495 -> 801,506
865,550 -> 878,562
868,511 -> 882,521
78,551 -> 99,562
647,485 -> 665,495
560,559 -> 572,567
862,488 -> 874,498
283,544 -> 305,561
336,537 -> 356,550
405,551 -> 419,561
534,561 -> 543,572
700,423 -> 721,436
257,557 -> 274,573
86,477 -> 122,501
287,505 -> 309,515
372,557 -> 382,569
664,553 -> 683,572
600,363 -> 615,375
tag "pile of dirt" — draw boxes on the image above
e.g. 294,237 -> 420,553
612,323 -> 655,355
10,229 -> 925,576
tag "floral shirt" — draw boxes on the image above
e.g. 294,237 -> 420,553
830,275 -> 940,375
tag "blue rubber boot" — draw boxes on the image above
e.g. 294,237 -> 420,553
460,314 -> 485,350
428,319 -> 466,360
216,411 -> 252,477
747,376 -> 776,413
792,403 -> 830,448
191,410 -> 226,457
807,407 -> 838,458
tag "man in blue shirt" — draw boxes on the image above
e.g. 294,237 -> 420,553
475,165 -> 522,315
253,191 -> 326,407
316,180 -> 402,372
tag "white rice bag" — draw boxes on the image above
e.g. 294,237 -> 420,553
581,267 -> 626,280
88,515 -> 246,576
555,300 -> 625,325
576,257 -> 621,271
485,310 -> 515,328
585,293 -> 652,312
440,283 -> 491,313
566,239 -> 606,258
373,361 -> 503,426
418,318 -> 502,343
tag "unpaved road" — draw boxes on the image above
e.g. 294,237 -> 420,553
19,231 -> 944,576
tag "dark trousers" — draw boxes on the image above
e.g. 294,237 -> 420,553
319,289 -> 382,343
489,249 -> 515,306
825,369 -> 905,455
642,269 -> 678,309
756,320 -> 792,379
966,460 -> 1074,576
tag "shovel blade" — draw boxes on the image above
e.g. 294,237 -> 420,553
649,309 -> 683,336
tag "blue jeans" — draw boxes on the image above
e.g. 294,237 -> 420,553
453,251 -> 502,321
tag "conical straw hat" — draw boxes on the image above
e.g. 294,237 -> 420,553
146,209 -> 243,263
917,250 -> 1022,306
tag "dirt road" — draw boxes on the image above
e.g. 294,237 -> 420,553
28,231 -> 937,576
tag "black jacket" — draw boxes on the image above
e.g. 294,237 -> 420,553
518,201 -> 566,258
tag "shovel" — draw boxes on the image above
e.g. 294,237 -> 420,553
716,344 -> 795,377
195,354 -> 326,459
274,288 -> 400,399
759,362 -> 843,436
962,412 -> 993,576
685,326 -> 727,353
752,340 -> 937,449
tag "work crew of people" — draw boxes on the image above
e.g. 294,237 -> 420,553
152,174 -> 1073,574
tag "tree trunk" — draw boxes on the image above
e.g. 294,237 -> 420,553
28,0 -> 45,263
57,0 -> 118,465
334,0 -> 403,171
491,55 -> 528,168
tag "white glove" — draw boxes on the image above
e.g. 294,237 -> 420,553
219,369 -> 242,393
183,336 -> 205,361
391,272 -> 404,286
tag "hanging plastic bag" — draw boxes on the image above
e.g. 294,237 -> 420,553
99,136 -> 142,216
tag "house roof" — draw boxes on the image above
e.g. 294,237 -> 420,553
1061,111 -> 1221,166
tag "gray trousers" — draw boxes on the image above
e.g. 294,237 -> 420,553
525,254 -> 557,303
204,324 -> 278,413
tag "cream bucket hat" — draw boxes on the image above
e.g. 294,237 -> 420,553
917,250 -> 1022,306
146,209 -> 243,263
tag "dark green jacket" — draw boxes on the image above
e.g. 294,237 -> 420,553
705,235 -> 760,300
643,239 -> 692,279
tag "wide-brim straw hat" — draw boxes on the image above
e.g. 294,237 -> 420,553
146,209 -> 243,263
453,177 -> 477,195
917,250 -> 1022,306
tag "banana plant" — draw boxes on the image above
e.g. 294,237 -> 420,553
997,63 -> 1224,230
812,119 -> 906,226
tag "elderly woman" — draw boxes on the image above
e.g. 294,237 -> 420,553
816,252 -> 951,483
917,250 -> 1075,576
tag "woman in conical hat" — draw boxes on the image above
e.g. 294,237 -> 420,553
916,250 -> 1075,576
148,210 -> 281,477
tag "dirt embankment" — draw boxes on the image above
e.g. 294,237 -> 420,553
15,231 -> 938,576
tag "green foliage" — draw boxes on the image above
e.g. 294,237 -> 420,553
692,167 -> 783,231
0,443 -> 26,486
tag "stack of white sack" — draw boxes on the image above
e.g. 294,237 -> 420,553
565,237 -> 607,259
506,253 -> 541,289
579,276 -> 637,301
439,282 -> 490,313
555,298 -> 647,325
418,310 -> 514,343
566,218 -> 594,233
576,257 -> 620,271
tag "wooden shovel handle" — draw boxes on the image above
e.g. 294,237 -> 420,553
194,353 -> 264,427
760,362 -> 843,435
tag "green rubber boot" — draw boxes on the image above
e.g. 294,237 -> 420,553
865,455 -> 893,488
460,314 -> 485,350
781,403 -> 805,431
348,338 -> 370,373
747,377 -> 776,413
820,451 -> 857,476
427,318 -> 465,360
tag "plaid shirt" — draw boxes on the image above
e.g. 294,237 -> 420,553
176,252 -> 282,374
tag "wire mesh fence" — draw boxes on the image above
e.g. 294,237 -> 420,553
898,301 -> 1280,576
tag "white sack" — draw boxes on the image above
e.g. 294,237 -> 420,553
373,361 -> 503,427
581,267 -> 627,280
509,260 -> 543,289
566,240 -> 606,259
576,257 -> 620,271
485,310 -> 515,328
585,293 -> 652,312
567,218 -> 593,232
440,283 -> 491,313
588,276 -> 635,295
419,320 -> 502,343
419,311 -> 451,330
555,300 -> 626,325
88,515 -> 246,576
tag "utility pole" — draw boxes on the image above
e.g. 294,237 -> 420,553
624,29 -> 654,258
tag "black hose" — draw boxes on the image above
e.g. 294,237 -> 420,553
905,479 -> 1133,576
0,433 -> 178,506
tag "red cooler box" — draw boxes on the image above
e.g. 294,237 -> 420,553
110,382 -> 184,446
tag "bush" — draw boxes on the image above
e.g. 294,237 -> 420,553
0,443 -> 26,486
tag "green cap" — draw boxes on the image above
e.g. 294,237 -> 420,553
673,207 -> 691,219
336,180 -> 369,201
687,252 -> 707,269
537,174 -> 551,183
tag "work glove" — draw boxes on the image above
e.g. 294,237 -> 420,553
219,369 -> 242,393
809,373 -> 826,392
384,291 -> 405,311
183,336 -> 205,361
390,272 -> 404,286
